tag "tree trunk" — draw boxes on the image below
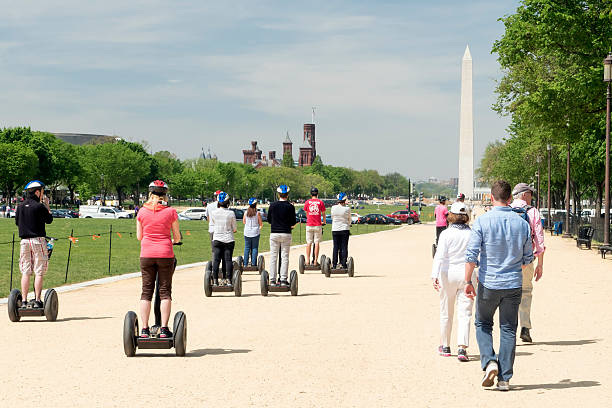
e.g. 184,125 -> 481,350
117,186 -> 123,207
596,181 -> 603,216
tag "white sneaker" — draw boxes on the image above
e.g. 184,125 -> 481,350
481,361 -> 498,387
497,380 -> 510,391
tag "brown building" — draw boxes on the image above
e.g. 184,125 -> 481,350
298,123 -> 316,167
243,123 -> 317,167
243,141 -> 262,164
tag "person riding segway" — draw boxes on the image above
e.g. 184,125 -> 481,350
322,192 -> 355,277
300,187 -> 326,273
236,197 -> 265,274
123,180 -> 186,356
8,181 -> 58,322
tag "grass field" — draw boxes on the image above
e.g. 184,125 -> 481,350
0,212 -> 403,298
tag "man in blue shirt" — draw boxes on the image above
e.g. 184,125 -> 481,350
464,180 -> 533,391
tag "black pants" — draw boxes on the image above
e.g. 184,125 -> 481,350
332,230 -> 350,268
210,232 -> 225,275
212,240 -> 234,281
436,226 -> 447,245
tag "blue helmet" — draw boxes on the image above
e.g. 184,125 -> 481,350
248,197 -> 258,206
277,184 -> 290,194
337,192 -> 347,201
25,180 -> 45,191
217,191 -> 229,203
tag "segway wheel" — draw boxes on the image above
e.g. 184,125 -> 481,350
298,254 -> 305,274
431,243 -> 437,258
324,258 -> 331,278
233,270 -> 242,297
173,311 -> 187,356
320,254 -> 326,266
43,288 -> 58,321
347,257 -> 355,277
290,270 -> 298,296
204,261 -> 213,297
258,255 -> 265,274
123,311 -> 138,357
8,289 -> 21,322
260,270 -> 269,296
237,256 -> 244,272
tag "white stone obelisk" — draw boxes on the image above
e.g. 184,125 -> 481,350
458,45 -> 474,199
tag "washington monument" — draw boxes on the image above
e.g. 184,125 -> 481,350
458,45 -> 474,199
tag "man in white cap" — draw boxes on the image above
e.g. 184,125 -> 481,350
510,182 -> 545,343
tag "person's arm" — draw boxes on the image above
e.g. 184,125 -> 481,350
242,212 -> 247,225
171,219 -> 181,243
464,220 -> 482,298
322,202 -> 326,225
290,205 -> 296,227
136,219 -> 143,241
267,205 -> 273,225
257,212 -> 263,228
232,213 -> 237,233
431,231 -> 449,291
14,206 -> 19,227
529,208 -> 545,280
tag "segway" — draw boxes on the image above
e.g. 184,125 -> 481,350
8,237 -> 59,322
298,243 -> 326,274
204,260 -> 242,297
260,251 -> 298,296
235,254 -> 265,274
123,244 -> 187,357
322,255 -> 355,278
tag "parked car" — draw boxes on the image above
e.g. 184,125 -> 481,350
79,205 -> 131,219
178,207 -> 207,220
325,214 -> 332,224
296,208 -> 307,223
257,208 -> 267,222
230,208 -> 244,220
60,209 -> 79,218
51,209 -> 73,218
386,210 -> 420,224
357,213 -> 401,225
351,213 -> 361,223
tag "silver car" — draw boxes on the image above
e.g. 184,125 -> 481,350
178,208 -> 207,220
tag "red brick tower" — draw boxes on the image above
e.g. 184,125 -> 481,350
304,124 -> 316,160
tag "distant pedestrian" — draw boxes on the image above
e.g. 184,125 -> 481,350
267,185 -> 296,286
510,183 -> 545,343
243,198 -> 263,267
331,193 -> 351,269
464,180 -> 533,391
431,202 -> 474,362
434,197 -> 449,244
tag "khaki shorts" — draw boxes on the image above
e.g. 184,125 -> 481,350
20,237 -> 49,276
306,226 -> 323,244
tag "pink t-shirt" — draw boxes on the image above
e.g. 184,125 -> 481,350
137,206 -> 178,258
434,204 -> 448,227
304,198 -> 326,226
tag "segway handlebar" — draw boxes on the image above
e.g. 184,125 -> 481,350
173,242 -> 182,246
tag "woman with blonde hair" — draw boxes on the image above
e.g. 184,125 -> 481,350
242,198 -> 263,267
136,180 -> 181,339
431,201 -> 475,361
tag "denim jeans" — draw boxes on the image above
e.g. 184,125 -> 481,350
244,235 -> 260,266
475,284 -> 522,381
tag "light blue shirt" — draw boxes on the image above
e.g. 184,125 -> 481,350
465,206 -> 533,290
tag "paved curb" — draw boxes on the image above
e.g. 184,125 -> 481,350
0,226 -> 404,304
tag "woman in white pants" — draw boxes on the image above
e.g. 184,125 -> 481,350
431,202 -> 474,361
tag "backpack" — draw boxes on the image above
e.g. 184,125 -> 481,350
511,205 -> 534,238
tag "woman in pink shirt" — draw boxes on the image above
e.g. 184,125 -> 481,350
434,197 -> 449,244
136,180 -> 181,339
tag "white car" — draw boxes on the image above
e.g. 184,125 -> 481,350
351,213 -> 361,223
79,205 -> 131,219
178,208 -> 207,220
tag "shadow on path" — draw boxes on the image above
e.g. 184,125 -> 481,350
299,293 -> 340,297
188,348 -> 251,357
511,379 -> 600,391
518,339 -> 600,347
57,316 -> 113,322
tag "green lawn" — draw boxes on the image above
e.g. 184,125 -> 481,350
0,217 -> 398,298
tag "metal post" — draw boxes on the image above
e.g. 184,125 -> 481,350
9,233 -> 15,291
536,170 -> 540,209
563,143 -> 572,237
65,228 -> 73,283
408,178 -> 411,212
547,144 -> 552,230
108,224 -> 113,274
605,82 -> 611,246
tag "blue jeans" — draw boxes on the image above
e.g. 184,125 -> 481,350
244,235 -> 260,266
475,284 -> 522,381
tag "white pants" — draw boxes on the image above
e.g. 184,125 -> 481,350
439,268 -> 474,347
269,233 -> 292,282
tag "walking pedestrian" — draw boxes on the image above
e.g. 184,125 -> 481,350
431,201 -> 474,361
331,193 -> 351,269
136,180 -> 181,338
434,197 -> 449,244
242,198 -> 263,267
267,185 -> 296,286
464,180 -> 533,391
210,192 -> 237,286
510,183 -> 545,343
15,181 -> 53,307
304,187 -> 326,265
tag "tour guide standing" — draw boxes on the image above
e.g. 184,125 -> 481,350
15,180 -> 53,308
331,192 -> 351,269
267,184 -> 296,286
304,187 -> 326,265
434,197 -> 449,244
510,183 -> 545,343
464,180 -> 533,391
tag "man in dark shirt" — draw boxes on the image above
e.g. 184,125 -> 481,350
267,184 -> 296,286
15,180 -> 53,308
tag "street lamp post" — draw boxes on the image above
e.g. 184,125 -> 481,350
603,53 -> 612,246
563,141 -> 571,238
100,174 -> 104,206
536,155 -> 541,209
547,144 -> 552,230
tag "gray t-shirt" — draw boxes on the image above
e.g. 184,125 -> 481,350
331,204 -> 351,231
211,207 -> 236,243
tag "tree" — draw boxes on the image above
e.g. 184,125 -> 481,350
0,142 -> 38,200
282,151 -> 295,168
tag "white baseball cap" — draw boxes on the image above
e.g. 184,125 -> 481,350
450,202 -> 467,214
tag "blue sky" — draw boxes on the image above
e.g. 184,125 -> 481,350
0,0 -> 520,180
